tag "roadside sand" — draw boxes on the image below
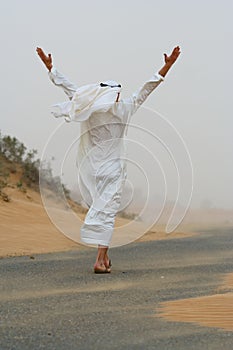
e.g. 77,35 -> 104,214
1,185 -> 233,258
0,188 -> 196,258
0,196 -> 83,258
1,187 -> 233,335
158,272 -> 233,332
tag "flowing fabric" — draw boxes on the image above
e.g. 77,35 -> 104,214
51,80 -> 121,122
49,67 -> 164,246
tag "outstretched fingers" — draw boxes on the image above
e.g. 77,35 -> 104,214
36,47 -> 45,59
36,47 -> 48,63
172,46 -> 181,57
36,47 -> 52,70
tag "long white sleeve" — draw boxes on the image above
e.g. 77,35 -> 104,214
113,72 -> 164,122
48,67 -> 78,100
124,72 -> 164,114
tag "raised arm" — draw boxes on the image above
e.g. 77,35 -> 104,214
36,47 -> 78,100
115,46 -> 181,120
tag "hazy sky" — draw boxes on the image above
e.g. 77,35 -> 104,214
0,0 -> 232,209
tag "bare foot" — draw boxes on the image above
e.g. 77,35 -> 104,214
104,254 -> 112,272
94,263 -> 110,274
94,246 -> 111,273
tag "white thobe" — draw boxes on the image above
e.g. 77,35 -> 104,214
49,67 -> 164,246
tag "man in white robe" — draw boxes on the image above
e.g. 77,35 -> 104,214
36,46 -> 180,273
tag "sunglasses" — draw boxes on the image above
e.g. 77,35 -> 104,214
100,83 -> 121,88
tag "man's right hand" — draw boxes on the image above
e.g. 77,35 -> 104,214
36,47 -> 53,71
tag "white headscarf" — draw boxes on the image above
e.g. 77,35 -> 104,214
51,81 -> 122,122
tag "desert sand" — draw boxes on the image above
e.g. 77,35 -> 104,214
0,191 -> 83,257
1,186 -> 233,336
158,272 -> 233,332
0,186 -> 197,258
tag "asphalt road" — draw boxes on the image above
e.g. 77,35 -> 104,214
0,228 -> 233,350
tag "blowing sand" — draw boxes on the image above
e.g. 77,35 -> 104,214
0,195 -> 83,258
1,187 -> 233,334
158,272 -> 233,332
0,187 -> 196,258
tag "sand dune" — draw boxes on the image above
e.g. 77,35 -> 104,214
0,186 -> 197,257
1,170 -> 232,257
0,190 -> 84,257
1,186 -> 233,335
